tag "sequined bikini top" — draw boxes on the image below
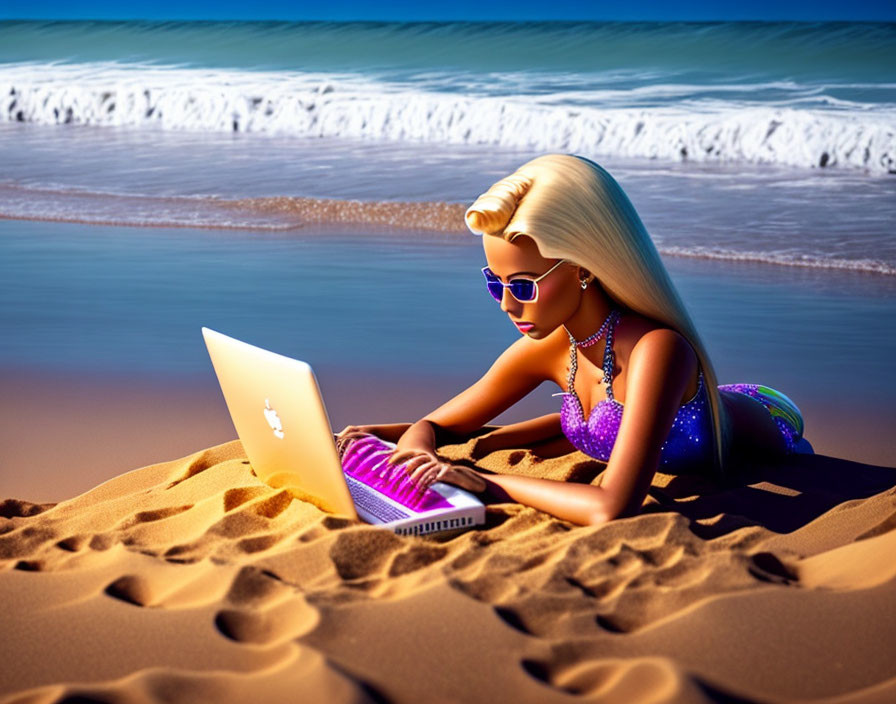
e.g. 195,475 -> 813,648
557,310 -> 713,470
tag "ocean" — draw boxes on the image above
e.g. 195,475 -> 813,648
1,20 -> 895,274
1,20 -> 895,484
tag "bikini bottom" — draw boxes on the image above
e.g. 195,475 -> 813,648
719,383 -> 814,455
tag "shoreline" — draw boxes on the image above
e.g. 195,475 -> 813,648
1,204 -> 894,276
2,362 -> 892,504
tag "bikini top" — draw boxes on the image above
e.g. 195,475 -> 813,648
557,310 -> 713,470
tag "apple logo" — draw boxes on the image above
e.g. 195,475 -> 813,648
263,398 -> 284,439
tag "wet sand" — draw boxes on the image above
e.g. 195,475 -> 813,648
2,363 -> 893,504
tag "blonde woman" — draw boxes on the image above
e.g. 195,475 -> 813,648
339,154 -> 810,526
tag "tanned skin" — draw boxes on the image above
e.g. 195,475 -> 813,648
338,234 -> 784,526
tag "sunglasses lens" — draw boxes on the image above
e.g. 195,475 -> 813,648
486,281 -> 504,301
509,279 -> 536,301
482,270 -> 503,301
482,269 -> 538,302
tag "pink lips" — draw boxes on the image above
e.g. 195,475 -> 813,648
514,322 -> 535,333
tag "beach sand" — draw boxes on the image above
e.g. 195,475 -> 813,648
2,426 -> 895,703
3,16 -> 896,703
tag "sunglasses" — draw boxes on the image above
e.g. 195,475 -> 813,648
481,259 -> 568,303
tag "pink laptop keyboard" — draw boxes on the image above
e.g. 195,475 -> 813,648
339,435 -> 452,512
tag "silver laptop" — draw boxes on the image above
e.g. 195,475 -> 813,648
202,327 -> 485,536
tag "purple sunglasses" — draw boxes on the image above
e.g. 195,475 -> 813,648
481,259 -> 568,303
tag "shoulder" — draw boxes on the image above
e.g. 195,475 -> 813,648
624,318 -> 698,387
631,326 -> 695,361
615,313 -> 698,382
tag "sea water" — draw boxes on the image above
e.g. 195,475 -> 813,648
1,218 -> 894,412
1,20 -> 895,436
1,20 -> 895,273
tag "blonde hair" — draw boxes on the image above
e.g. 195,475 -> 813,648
466,154 -> 732,475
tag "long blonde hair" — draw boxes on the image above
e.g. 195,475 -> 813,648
465,154 -> 731,475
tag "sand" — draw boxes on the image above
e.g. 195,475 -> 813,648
2,432 -> 896,704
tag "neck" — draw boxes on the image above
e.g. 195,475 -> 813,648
563,286 -> 615,342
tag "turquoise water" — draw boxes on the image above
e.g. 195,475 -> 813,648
2,21 -> 894,85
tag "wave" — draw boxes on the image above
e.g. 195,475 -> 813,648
1,184 -> 892,275
657,246 -> 896,276
2,63 -> 894,174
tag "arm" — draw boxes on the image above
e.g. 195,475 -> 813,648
341,413 -> 565,461
434,329 -> 698,526
598,327 -> 697,518
470,412 -> 564,458
395,334 -> 554,457
386,334 -> 557,480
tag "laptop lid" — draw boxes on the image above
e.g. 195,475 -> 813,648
201,327 -> 358,519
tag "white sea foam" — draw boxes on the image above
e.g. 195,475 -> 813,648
2,62 -> 895,174
658,246 -> 896,276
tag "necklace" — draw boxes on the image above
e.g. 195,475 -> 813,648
567,308 -> 618,348
564,308 -> 620,400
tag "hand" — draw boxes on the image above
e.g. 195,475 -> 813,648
388,448 -> 487,494
334,425 -> 377,456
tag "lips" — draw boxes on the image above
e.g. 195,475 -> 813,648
514,321 -> 535,333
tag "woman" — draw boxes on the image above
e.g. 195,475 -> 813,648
338,154 -> 809,527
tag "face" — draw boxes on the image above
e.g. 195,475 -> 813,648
481,234 -> 583,339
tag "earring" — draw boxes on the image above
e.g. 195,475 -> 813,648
580,278 -> 588,289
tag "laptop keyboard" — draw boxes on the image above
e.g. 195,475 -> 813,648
345,474 -> 412,522
340,436 -> 453,512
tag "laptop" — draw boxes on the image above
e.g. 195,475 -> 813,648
201,327 -> 486,536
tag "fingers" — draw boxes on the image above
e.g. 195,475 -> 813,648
384,449 -> 460,492
414,463 -> 446,493
388,450 -> 440,477
334,427 -> 374,456
338,430 -> 369,443
405,459 -> 438,484
405,455 -> 437,476
387,448 -> 430,466
335,427 -> 368,445
429,465 -> 487,494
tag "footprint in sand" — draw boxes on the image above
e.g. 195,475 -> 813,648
14,559 -> 45,571
521,656 -> 698,699
116,504 -> 195,530
747,551 -> 799,585
56,534 -> 90,552
215,566 -> 317,644
225,565 -> 293,607
213,603 -> 317,645
105,574 -> 156,607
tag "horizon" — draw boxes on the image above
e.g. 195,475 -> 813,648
3,17 -> 896,23
3,0 -> 895,22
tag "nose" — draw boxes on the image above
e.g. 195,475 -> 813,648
499,287 -> 522,315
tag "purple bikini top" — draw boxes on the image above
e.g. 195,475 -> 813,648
558,310 -> 713,470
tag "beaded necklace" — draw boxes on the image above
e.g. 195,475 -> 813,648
565,308 -> 621,406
